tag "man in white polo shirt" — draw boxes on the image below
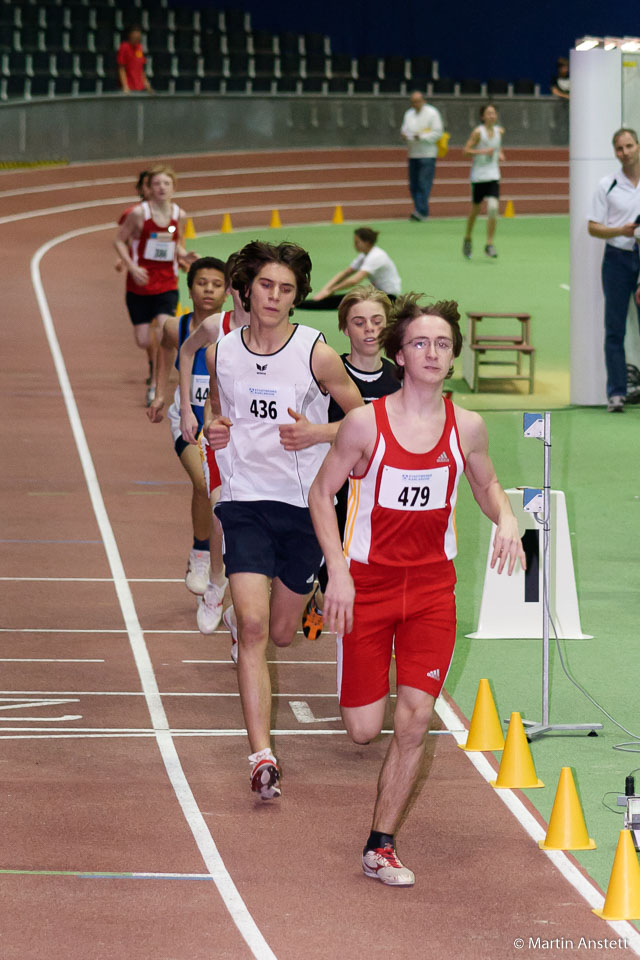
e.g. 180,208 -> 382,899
297,227 -> 402,311
400,90 -> 443,222
588,127 -> 640,412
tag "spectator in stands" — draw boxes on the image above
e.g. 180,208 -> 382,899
551,57 -> 570,99
117,25 -> 153,94
297,227 -> 401,310
400,91 -> 443,222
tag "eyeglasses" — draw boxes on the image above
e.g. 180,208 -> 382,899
401,336 -> 453,352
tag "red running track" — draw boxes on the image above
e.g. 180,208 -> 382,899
0,149 -> 632,960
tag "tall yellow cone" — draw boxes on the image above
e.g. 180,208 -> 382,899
503,200 -> 515,218
593,830 -> 640,920
220,213 -> 233,233
490,712 -> 544,789
269,209 -> 282,228
459,678 -> 504,752
539,767 -> 596,850
332,204 -> 344,225
175,301 -> 183,317
184,217 -> 197,239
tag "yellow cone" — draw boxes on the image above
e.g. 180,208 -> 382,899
220,213 -> 233,233
503,200 -> 515,218
332,204 -> 344,225
539,767 -> 596,850
269,209 -> 282,228
459,678 -> 505,752
490,712 -> 544,789
593,830 -> 640,920
184,217 -> 197,239
175,300 -> 183,317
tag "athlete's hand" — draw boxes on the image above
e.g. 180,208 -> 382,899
114,258 -> 125,273
180,409 -> 200,444
279,409 -> 318,450
324,566 -> 355,635
205,416 -> 233,450
490,515 -> 526,575
146,397 -> 165,423
178,250 -> 200,272
130,264 -> 149,286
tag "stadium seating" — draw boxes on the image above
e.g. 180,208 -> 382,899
0,1 -> 544,102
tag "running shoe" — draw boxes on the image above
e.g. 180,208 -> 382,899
251,756 -> 281,800
625,385 -> 640,405
484,244 -> 498,258
607,395 -> 625,413
196,578 -> 228,634
302,588 -> 324,640
222,604 -> 238,663
145,384 -> 156,407
185,549 -> 210,595
362,844 -> 415,886
462,238 -> 472,259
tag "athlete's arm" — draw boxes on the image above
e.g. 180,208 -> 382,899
146,318 -> 179,423
114,206 -> 148,286
312,265 -> 355,300
179,314 -> 221,443
203,343 -> 232,450
588,219 -> 636,240
278,341 -> 363,450
321,268 -> 370,296
308,405 -> 376,634
456,406 -> 526,575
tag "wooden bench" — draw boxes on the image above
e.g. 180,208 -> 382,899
465,311 -> 535,393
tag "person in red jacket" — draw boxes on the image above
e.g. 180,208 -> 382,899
117,25 -> 153,94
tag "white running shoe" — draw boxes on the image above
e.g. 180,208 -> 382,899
362,845 -> 415,886
185,549 -> 210,595
222,604 -> 238,663
196,578 -> 227,634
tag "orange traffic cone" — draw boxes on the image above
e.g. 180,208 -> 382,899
503,200 -> 515,218
269,209 -> 282,228
459,679 -> 504,752
490,712 -> 544,789
539,768 -> 596,850
220,213 -> 233,233
593,830 -> 640,920
184,217 -> 197,239
332,204 -> 344,225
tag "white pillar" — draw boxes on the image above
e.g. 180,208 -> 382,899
569,48 -> 622,404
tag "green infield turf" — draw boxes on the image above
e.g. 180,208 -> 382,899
183,216 -> 640,905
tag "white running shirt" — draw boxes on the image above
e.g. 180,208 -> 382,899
215,323 -> 330,507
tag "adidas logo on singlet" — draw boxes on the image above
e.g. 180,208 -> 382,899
436,452 -> 450,463
426,668 -> 441,681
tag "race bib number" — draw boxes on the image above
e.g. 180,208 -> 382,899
145,237 -> 176,262
234,380 -> 296,424
190,374 -> 209,407
378,465 -> 448,511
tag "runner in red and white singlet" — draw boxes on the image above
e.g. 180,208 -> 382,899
309,294 -> 525,887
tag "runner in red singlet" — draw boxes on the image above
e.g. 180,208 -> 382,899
309,294 -> 526,887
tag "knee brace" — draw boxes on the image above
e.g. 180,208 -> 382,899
487,196 -> 499,217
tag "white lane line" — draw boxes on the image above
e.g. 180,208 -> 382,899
0,577 -> 184,583
0,162 -> 407,199
183,660 -> 336,665
560,283 -> 570,290
0,691 -> 348,698
289,701 -> 342,723
32,224 -> 277,960
435,697 -> 640,955
0,658 -> 104,663
0,727 -> 358,736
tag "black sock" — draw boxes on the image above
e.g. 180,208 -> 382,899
193,537 -> 210,552
365,831 -> 394,852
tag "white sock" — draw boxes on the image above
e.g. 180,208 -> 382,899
249,748 -> 276,767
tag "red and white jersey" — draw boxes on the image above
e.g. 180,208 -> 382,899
127,200 -> 180,295
343,396 -> 465,566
